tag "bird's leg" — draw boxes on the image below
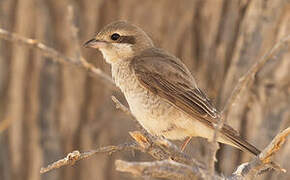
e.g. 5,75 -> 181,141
180,136 -> 192,152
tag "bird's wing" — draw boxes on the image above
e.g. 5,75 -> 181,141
130,48 -> 260,155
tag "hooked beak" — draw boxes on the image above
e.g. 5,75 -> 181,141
83,38 -> 107,49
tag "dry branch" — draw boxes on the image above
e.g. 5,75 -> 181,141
40,130 -> 207,175
111,96 -> 135,118
40,142 -> 138,174
40,121 -> 290,179
129,131 -> 205,168
231,127 -> 290,179
0,28 -> 115,85
208,116 -> 222,178
115,159 -> 221,180
115,127 -> 290,180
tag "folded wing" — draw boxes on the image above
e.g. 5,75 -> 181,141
130,48 -> 260,156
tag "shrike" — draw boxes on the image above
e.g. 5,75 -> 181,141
84,21 -> 260,155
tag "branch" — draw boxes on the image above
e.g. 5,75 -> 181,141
115,159 -> 223,180
208,121 -> 221,178
0,28 -> 115,86
40,142 -> 138,174
231,127 -> 290,179
111,96 -> 134,118
114,127 -> 290,180
129,131 -> 205,168
40,130 -> 208,175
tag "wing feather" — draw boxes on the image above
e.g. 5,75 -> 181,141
130,48 -> 260,155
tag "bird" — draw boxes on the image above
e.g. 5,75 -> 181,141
84,20 -> 260,156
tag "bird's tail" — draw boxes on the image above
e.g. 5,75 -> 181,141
222,126 -> 261,156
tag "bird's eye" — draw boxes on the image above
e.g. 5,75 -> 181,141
111,33 -> 120,41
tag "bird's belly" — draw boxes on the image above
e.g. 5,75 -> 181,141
113,64 -> 236,147
123,86 -> 235,146
125,90 -> 230,143
123,86 -> 189,140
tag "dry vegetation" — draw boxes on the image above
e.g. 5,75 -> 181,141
0,0 -> 290,180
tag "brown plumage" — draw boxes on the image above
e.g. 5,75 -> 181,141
84,21 -> 261,156
130,48 -> 260,155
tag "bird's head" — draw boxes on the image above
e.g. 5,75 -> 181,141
84,21 -> 154,64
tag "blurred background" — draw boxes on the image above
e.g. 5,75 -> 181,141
0,0 -> 290,180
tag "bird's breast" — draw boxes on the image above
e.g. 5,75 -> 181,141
111,63 -> 190,140
111,63 -> 232,143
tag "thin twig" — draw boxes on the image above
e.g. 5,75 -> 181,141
0,28 -> 115,85
222,35 -> 290,116
111,96 -> 133,118
40,142 -> 138,174
208,124 -> 221,179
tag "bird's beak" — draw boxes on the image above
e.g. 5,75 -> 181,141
83,38 -> 107,49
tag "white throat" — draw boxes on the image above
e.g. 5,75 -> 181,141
99,43 -> 134,64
